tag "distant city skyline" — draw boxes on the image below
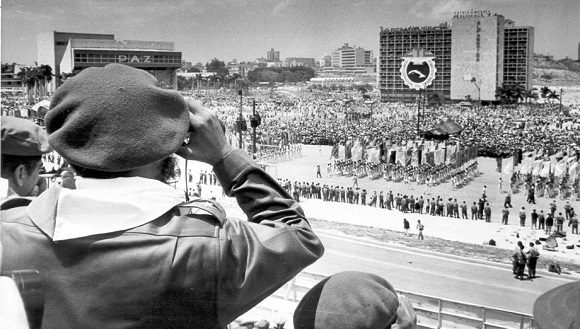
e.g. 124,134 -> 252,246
2,0 -> 579,66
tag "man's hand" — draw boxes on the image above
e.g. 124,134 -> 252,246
176,98 -> 234,166
392,294 -> 417,329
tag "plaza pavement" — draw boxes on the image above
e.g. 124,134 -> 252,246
176,144 -> 580,266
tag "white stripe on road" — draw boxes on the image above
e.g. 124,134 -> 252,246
317,232 -> 576,283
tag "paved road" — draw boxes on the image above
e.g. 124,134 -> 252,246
304,232 -> 578,315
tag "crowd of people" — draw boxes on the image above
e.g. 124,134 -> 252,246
2,71 -> 580,328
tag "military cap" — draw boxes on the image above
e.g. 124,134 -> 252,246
1,116 -> 51,156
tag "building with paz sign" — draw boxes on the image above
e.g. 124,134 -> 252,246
37,31 -> 182,91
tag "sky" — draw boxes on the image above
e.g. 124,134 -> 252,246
2,0 -> 580,66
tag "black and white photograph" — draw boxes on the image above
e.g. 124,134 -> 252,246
1,0 -> 579,328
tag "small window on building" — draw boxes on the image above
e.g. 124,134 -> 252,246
56,41 -> 67,46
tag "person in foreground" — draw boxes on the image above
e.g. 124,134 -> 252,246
1,116 -> 52,205
293,271 -> 417,329
0,64 -> 324,329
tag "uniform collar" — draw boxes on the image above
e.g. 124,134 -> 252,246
27,177 -> 184,241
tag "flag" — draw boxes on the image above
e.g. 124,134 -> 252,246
520,154 -> 534,174
389,148 -> 397,164
338,144 -> 345,159
425,151 -> 435,166
330,144 -> 339,159
540,161 -> 551,178
406,148 -> 413,166
411,148 -> 419,167
434,149 -> 445,165
366,146 -> 380,163
502,157 -> 513,175
531,160 -> 543,176
569,161 -> 579,182
446,145 -> 456,165
345,140 -> 352,159
351,139 -> 363,161
554,160 -> 567,178
396,147 -> 406,166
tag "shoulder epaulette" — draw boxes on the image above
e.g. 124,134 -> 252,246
176,198 -> 227,227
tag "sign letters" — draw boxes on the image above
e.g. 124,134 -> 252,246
117,55 -> 152,64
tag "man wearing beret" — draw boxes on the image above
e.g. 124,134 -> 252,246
1,116 -> 52,203
0,64 -> 324,328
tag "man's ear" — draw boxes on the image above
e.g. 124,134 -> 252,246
12,164 -> 26,187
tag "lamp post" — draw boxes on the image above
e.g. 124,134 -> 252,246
470,77 -> 480,111
237,89 -> 244,149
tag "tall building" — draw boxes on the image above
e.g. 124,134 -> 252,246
284,57 -> 315,67
451,11 -> 505,101
38,31 -> 182,90
379,24 -> 452,102
503,21 -> 534,90
378,10 -> 534,102
331,44 -> 366,68
37,31 -> 115,91
267,48 -> 280,62
320,55 -> 332,67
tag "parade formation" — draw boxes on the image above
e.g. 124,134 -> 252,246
2,2 -> 580,328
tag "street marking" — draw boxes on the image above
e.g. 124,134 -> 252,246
318,232 -> 576,283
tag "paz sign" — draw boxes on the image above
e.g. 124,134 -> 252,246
400,48 -> 436,90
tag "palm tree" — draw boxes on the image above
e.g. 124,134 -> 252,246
524,87 -> 538,104
37,64 -> 53,96
17,66 -> 38,102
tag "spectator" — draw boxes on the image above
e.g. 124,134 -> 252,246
502,206 -> 510,225
546,213 -> 554,235
484,203 -> 492,222
538,210 -> 546,231
1,116 -> 52,204
531,209 -> 538,230
513,241 -> 527,280
526,242 -> 540,279
417,220 -> 424,240
519,207 -> 527,227
293,271 -> 416,329
0,64 -> 324,328
555,212 -> 565,232
403,218 -> 410,236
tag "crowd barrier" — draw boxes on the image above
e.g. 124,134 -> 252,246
248,271 -> 537,329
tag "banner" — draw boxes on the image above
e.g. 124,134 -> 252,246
502,157 -> 513,175
351,140 -> 363,161
330,144 -> 339,159
338,144 -> 345,160
396,147 -> 406,166
406,148 -> 413,166
540,160 -> 551,178
345,140 -> 352,159
446,145 -> 456,165
531,160 -> 543,176
554,160 -> 567,178
425,151 -> 435,166
434,149 -> 445,165
520,154 -> 535,174
568,161 -> 579,182
389,149 -> 397,164
366,146 -> 380,163
411,149 -> 419,167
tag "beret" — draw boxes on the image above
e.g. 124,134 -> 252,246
1,116 -> 51,156
534,281 -> 580,329
293,271 -> 399,329
46,63 -> 189,172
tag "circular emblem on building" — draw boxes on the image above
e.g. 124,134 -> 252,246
400,48 -> 437,90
